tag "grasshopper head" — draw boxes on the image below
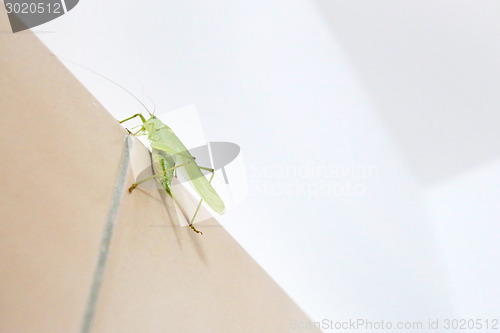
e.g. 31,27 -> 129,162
143,116 -> 173,137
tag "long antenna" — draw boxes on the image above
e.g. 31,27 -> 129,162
59,57 -> 153,116
141,85 -> 157,115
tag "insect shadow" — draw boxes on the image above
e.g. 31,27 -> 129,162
134,141 -> 240,188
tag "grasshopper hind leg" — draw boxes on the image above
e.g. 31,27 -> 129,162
187,167 -> 216,235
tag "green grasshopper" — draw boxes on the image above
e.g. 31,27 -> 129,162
120,112 -> 225,235
60,59 -> 224,234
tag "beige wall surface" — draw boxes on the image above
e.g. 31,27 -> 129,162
0,9 -> 318,333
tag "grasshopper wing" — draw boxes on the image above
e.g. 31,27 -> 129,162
151,140 -> 226,215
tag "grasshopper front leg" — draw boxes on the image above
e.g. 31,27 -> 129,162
119,113 -> 146,124
119,114 -> 147,135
